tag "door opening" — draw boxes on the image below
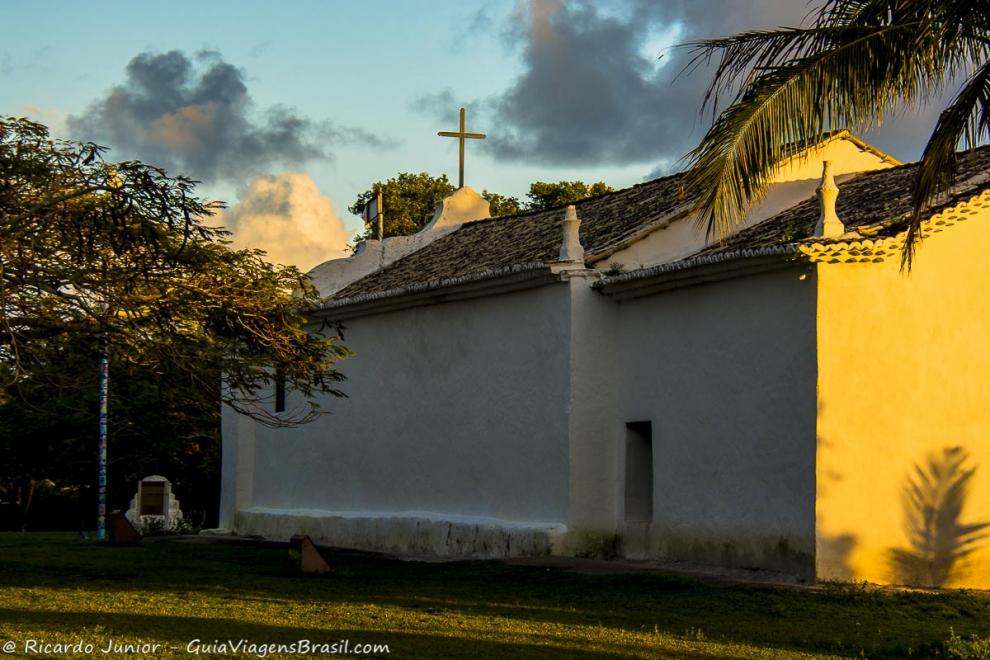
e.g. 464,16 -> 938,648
624,421 -> 653,523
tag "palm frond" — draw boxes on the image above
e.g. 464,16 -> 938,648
682,26 -> 842,116
681,0 -> 990,251
684,21 -> 949,237
904,60 -> 990,266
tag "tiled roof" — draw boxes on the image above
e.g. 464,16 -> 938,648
330,173 -> 686,299
331,143 -> 990,303
695,145 -> 990,257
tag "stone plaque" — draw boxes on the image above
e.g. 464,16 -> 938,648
139,481 -> 166,516
125,475 -> 183,532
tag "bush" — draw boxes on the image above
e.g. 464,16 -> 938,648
946,629 -> 990,659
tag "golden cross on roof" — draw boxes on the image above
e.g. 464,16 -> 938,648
437,107 -> 485,189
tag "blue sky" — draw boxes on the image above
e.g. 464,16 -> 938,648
0,1 -> 949,268
3,3 -> 535,206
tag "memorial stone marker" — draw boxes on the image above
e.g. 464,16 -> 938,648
125,475 -> 183,532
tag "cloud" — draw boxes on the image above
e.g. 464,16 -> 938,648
66,50 -> 393,183
17,105 -> 68,134
409,89 -> 461,124
218,173 -> 351,272
863,77 -> 967,162
483,0 -> 677,165
418,0 -> 952,174
478,0 -> 816,168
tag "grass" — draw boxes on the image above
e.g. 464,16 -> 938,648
0,533 -> 988,658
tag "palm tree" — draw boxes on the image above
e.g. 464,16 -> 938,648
681,0 -> 990,264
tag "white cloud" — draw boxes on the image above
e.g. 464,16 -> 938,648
218,172 -> 351,272
17,105 -> 68,134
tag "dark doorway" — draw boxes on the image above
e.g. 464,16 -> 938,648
625,421 -> 653,523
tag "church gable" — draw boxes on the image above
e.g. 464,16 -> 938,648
768,130 -> 899,183
595,144 -> 990,300
694,144 -> 990,263
308,186 -> 493,297
592,132 -> 900,271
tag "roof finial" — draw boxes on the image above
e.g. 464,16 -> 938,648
559,205 -> 585,262
815,160 -> 844,238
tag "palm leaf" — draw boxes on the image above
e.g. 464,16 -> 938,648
680,0 -> 990,256
684,21 -> 944,237
905,60 -> 990,265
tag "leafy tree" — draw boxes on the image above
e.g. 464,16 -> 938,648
525,180 -> 615,210
481,190 -> 521,216
0,116 -> 349,426
0,334 -> 221,530
680,0 -> 990,262
349,173 -> 614,241
348,172 -> 455,240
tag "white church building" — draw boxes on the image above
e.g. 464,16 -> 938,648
220,133 -> 990,588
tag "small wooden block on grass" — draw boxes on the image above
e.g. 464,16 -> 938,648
108,510 -> 142,545
290,535 -> 331,574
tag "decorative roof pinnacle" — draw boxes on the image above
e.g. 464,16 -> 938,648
559,204 -> 585,262
815,160 -> 844,238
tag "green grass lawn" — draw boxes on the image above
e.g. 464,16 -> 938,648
0,533 -> 988,658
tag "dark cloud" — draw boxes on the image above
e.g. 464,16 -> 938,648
417,0 -> 954,175
67,50 -> 393,183
409,89 -> 461,124
449,5 -> 499,50
484,0 -> 682,166
408,89 -> 492,133
863,76 -> 968,162
645,161 -> 674,181
479,0 -> 813,168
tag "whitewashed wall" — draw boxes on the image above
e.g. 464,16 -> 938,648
558,273 -> 623,557
221,265 -> 821,573
609,267 -> 819,577
223,283 -> 574,556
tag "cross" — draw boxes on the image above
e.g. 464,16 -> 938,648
437,107 -> 485,189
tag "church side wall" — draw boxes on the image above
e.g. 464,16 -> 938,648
613,266 -> 819,578
816,206 -> 990,588
218,402 -> 255,529
559,272 -> 623,557
234,283 -> 573,556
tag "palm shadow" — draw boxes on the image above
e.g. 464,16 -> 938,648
888,446 -> 990,587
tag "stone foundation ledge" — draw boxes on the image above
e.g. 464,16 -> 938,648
234,507 -> 567,558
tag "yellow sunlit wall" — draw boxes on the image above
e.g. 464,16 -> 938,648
743,135 -> 898,226
771,132 -> 898,183
815,199 -> 990,588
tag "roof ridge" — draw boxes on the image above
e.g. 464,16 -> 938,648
478,170 -> 688,224
321,261 -> 554,312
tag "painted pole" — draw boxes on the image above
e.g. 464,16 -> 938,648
377,189 -> 384,241
96,335 -> 108,541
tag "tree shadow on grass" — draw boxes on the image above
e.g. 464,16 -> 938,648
0,607 -> 726,660
4,534 -> 990,658
888,446 -> 990,587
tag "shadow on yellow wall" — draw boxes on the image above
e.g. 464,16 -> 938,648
888,447 -> 990,587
